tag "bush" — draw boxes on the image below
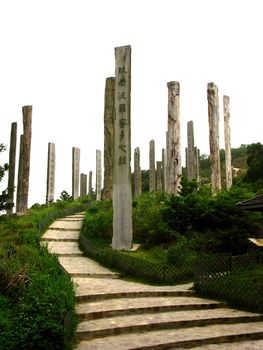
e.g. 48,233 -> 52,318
82,184 -> 263,255
0,245 -> 77,350
81,200 -> 113,240
132,193 -> 172,245
0,200 -> 87,350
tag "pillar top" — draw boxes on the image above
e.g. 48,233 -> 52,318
167,81 -> 180,90
22,105 -> 32,111
207,82 -> 218,89
167,81 -> 180,95
207,82 -> 218,97
115,44 -> 131,49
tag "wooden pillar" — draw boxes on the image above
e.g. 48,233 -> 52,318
187,121 -> 197,180
88,171 -> 93,195
112,45 -> 133,250
96,150 -> 102,201
46,142 -> 55,204
162,148 -> 167,192
17,106 -> 32,212
167,82 -> 181,194
72,147 -> 80,200
195,147 -> 201,183
207,82 -> 221,193
134,147 -> 141,197
80,173 -> 87,198
156,161 -> 163,192
223,95 -> 232,190
7,122 -> 17,213
16,135 -> 24,212
149,139 -> 156,192
103,77 -> 115,200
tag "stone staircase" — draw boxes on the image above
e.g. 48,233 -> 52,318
41,213 -> 263,349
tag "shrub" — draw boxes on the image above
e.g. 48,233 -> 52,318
132,193 -> 172,245
81,200 -> 113,240
0,200 -> 87,350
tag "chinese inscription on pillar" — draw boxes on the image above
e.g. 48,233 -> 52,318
112,45 -> 133,250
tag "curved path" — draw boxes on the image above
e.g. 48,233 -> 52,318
41,213 -> 263,349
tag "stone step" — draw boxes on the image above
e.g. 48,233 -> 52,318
59,257 -> 119,279
76,296 -> 227,320
75,322 -> 263,349
188,339 -> 263,349
49,221 -> 82,230
76,289 -> 195,303
42,241 -> 83,256
73,278 -> 194,302
57,253 -> 83,257
76,308 -> 263,340
56,218 -> 84,222
42,237 -> 78,242
42,229 -> 79,241
66,214 -> 85,219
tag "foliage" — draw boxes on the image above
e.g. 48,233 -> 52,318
0,143 -> 13,211
180,176 -> 199,196
0,200 -> 88,350
81,183 -> 262,257
132,192 -> 174,245
161,186 -> 262,255
243,143 -> 263,192
0,246 -> 77,350
81,200 -> 113,240
59,190 -> 72,201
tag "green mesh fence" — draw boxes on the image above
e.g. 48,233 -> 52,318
194,250 -> 263,314
79,234 -> 194,284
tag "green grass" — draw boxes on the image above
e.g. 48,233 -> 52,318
230,264 -> 263,289
123,245 -> 168,264
196,263 -> 263,314
0,199 -> 90,350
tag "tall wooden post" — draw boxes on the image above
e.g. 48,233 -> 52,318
72,147 -> 80,200
134,147 -> 141,197
167,81 -> 181,194
112,45 -> 133,250
46,142 -> 56,204
80,173 -> 87,198
156,161 -> 163,192
223,95 -> 232,190
207,82 -> 221,193
17,106 -> 32,212
16,134 -> 24,212
187,121 -> 197,180
162,148 -> 167,192
195,147 -> 201,183
104,77 -> 115,200
96,150 -> 102,201
149,139 -> 156,192
7,122 -> 17,213
88,171 -> 93,195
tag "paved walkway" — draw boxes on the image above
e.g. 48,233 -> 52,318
41,213 -> 263,349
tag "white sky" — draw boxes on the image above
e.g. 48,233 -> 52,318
1,0 -> 263,207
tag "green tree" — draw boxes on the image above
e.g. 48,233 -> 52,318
0,144 -> 13,211
244,143 -> 263,183
141,170 -> 149,193
59,190 -> 72,201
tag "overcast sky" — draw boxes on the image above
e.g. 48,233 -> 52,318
1,0 -> 263,207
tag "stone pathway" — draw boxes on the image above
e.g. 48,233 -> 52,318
41,213 -> 263,349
